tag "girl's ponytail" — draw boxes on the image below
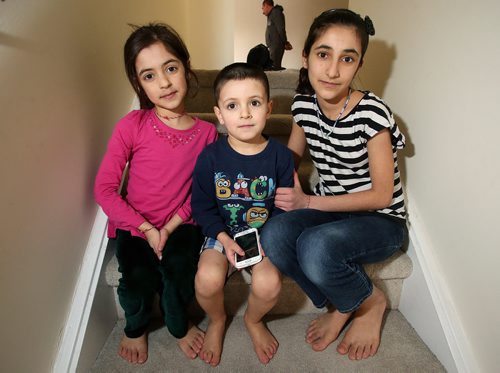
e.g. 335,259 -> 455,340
296,67 -> 314,95
364,16 -> 375,36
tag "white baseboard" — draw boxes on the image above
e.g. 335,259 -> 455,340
52,207 -> 109,373
400,199 -> 479,373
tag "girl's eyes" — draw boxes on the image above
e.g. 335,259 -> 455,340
226,103 -> 236,110
341,56 -> 354,63
140,65 -> 179,81
316,52 -> 355,63
251,100 -> 261,107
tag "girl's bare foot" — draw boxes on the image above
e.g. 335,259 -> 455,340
306,309 -> 351,351
177,324 -> 205,359
199,317 -> 226,367
244,313 -> 279,364
118,333 -> 148,364
336,286 -> 387,360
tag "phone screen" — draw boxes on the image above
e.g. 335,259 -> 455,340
235,231 -> 260,262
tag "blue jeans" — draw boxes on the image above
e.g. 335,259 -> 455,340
260,209 -> 407,313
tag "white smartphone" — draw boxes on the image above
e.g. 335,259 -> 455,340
233,228 -> 263,269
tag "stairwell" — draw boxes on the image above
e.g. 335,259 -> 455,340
92,69 -> 444,372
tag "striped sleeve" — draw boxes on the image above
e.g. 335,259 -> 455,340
292,92 -> 406,219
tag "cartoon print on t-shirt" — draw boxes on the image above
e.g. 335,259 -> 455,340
245,204 -> 269,228
223,203 -> 244,225
216,170 -> 276,231
232,173 -> 251,199
250,176 -> 274,200
215,172 -> 231,199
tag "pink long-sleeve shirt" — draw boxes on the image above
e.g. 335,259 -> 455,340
94,109 -> 218,238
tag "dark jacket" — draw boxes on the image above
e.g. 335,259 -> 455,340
265,5 -> 287,49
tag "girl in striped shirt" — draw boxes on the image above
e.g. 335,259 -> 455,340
260,9 -> 407,361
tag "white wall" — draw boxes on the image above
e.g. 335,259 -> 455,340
351,1 -> 500,371
186,0 -> 235,69
234,0 -> 348,69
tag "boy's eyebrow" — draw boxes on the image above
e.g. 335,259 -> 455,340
220,94 -> 265,103
137,58 -> 178,76
314,44 -> 360,56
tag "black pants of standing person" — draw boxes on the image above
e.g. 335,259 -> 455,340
269,44 -> 285,70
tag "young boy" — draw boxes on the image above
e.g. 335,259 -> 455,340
191,63 -> 294,366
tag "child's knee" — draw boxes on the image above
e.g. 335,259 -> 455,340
251,267 -> 282,300
195,263 -> 226,296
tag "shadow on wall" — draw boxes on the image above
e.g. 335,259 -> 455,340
353,40 -> 414,200
0,31 -> 39,51
394,113 -> 415,188
355,39 -> 396,98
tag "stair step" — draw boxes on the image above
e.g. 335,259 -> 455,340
105,247 -> 411,318
91,311 -> 445,372
186,69 -> 299,115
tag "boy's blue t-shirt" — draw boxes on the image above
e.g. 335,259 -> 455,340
192,136 -> 294,238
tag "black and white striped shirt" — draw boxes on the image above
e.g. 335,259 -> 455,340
292,91 -> 406,219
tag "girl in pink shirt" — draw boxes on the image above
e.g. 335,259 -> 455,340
94,23 -> 217,364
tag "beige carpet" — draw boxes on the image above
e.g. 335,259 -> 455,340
91,311 -> 445,372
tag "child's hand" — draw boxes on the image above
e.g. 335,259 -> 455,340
144,228 -> 163,260
223,239 -> 245,268
157,227 -> 170,259
275,172 -> 308,211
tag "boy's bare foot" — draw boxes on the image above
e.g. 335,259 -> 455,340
118,333 -> 148,364
306,309 -> 351,351
244,313 -> 279,364
177,324 -> 205,359
336,286 -> 387,360
200,317 -> 226,367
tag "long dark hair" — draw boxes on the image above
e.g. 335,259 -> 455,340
123,23 -> 198,109
297,9 -> 375,95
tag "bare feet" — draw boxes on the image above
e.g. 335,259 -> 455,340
336,286 -> 387,360
244,313 -> 279,364
199,317 -> 226,367
306,309 -> 351,352
177,324 -> 205,359
118,333 -> 148,364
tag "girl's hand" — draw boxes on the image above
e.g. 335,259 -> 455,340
157,227 -> 170,259
274,172 -> 309,211
144,228 -> 163,260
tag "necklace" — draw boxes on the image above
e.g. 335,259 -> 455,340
155,108 -> 186,121
315,88 -> 351,138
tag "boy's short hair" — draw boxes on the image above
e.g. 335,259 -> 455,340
213,62 -> 270,105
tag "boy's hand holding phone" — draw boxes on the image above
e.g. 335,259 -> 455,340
217,232 -> 245,267
233,228 -> 263,269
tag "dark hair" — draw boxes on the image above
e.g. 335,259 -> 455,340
262,0 -> 274,6
213,62 -> 270,105
297,9 -> 375,95
123,23 -> 197,109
